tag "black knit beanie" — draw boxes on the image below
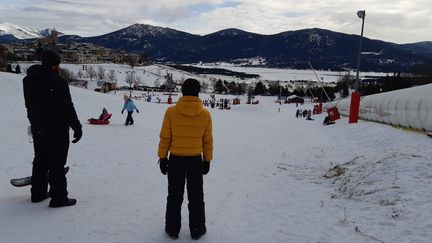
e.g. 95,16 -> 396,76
181,78 -> 201,96
41,50 -> 61,67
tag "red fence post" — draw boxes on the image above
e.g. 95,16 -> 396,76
349,92 -> 361,123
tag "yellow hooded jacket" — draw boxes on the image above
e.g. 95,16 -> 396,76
158,96 -> 213,161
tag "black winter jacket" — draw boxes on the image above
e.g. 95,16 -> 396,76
23,65 -> 81,136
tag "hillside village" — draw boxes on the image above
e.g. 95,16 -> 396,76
0,30 -> 141,72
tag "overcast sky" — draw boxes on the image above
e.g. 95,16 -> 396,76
1,0 -> 431,44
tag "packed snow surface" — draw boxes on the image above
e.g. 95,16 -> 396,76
0,70 -> 431,243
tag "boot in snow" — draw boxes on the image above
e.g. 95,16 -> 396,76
190,226 -> 206,240
49,198 -> 77,208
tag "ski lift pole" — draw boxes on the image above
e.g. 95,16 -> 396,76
307,81 -> 315,102
168,73 -> 172,104
302,87 -> 310,100
308,61 -> 331,102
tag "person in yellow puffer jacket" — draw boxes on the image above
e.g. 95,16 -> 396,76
158,78 -> 213,240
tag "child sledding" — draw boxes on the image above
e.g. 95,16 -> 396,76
88,108 -> 112,125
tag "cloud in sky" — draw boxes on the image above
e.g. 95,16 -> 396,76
0,0 -> 431,43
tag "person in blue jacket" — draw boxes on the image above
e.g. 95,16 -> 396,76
121,95 -> 139,126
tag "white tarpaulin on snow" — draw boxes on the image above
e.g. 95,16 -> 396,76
324,83 -> 432,131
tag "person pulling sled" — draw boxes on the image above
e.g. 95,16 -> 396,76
121,95 -> 139,126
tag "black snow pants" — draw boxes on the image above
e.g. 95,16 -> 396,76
165,155 -> 206,234
125,111 -> 134,125
31,132 -> 69,201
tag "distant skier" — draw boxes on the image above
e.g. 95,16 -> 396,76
158,78 -> 213,240
121,95 -> 139,126
23,49 -> 82,208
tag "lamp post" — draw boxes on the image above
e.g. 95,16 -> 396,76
355,10 -> 366,92
349,10 -> 366,124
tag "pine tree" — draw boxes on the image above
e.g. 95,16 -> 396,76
214,79 -> 227,93
253,81 -> 267,95
227,81 -> 238,95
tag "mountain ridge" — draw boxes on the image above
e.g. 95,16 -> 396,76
2,22 -> 432,72
59,24 -> 430,71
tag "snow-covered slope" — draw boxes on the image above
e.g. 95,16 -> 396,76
17,62 -> 216,92
0,22 -> 42,39
1,71 -> 431,242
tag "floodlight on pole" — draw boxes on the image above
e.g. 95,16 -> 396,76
355,10 -> 366,92
349,10 -> 366,124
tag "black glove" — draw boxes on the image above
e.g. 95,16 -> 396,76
72,128 -> 82,144
202,161 -> 210,175
159,158 -> 169,175
121,110 -> 124,114
136,109 -> 139,113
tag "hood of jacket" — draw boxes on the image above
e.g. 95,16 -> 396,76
175,96 -> 203,117
26,64 -> 53,80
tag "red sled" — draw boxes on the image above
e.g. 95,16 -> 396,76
88,114 -> 112,125
88,119 -> 110,125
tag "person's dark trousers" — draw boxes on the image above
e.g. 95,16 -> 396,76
125,111 -> 134,125
31,132 -> 69,202
165,155 -> 205,235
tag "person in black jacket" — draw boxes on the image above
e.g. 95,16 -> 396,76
23,49 -> 82,208
15,64 -> 21,74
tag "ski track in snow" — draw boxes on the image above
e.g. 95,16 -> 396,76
0,70 -> 431,243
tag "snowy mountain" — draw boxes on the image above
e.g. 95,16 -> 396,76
57,23 -> 197,59
58,24 -> 431,72
111,23 -> 191,38
0,22 -> 42,39
0,22 -> 63,41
